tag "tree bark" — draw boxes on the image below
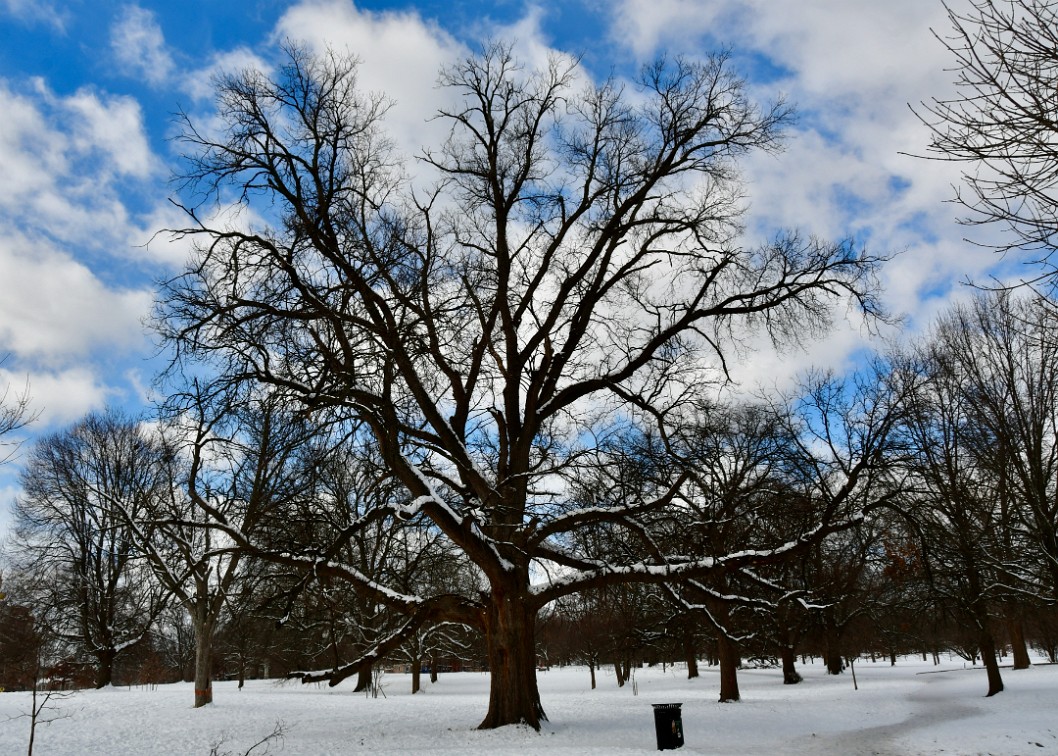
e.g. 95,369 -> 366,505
780,644 -> 802,685
824,622 -> 844,675
588,659 -> 596,690
412,658 -> 421,694
430,653 -> 438,684
94,648 -> 116,689
478,592 -> 546,730
353,664 -> 373,693
684,630 -> 699,680
1008,616 -> 1031,670
979,629 -> 1004,697
193,620 -> 215,707
717,632 -> 740,702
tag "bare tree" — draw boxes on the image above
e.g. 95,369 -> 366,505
159,43 -> 886,729
939,292 -> 1058,606
916,0 -> 1058,279
890,344 -> 1008,696
10,411 -> 168,688
0,355 -> 36,467
117,387 -> 311,707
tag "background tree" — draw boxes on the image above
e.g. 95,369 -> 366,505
9,411 -> 168,688
938,292 -> 1058,609
119,387 -> 311,707
891,344 -> 1008,696
0,576 -> 44,691
917,0 -> 1058,279
160,43 -> 885,729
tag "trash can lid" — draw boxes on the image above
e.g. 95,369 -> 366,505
652,702 -> 683,708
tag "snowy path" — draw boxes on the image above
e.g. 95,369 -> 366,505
793,670 -> 981,755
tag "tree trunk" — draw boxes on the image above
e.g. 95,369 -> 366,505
717,632 -> 740,702
979,629 -> 1004,697
430,653 -> 438,684
411,658 -> 421,694
353,663 -> 373,693
824,620 -> 843,675
478,592 -> 546,730
615,661 -> 626,687
193,620 -> 215,707
94,648 -> 116,689
684,630 -> 699,680
1007,616 -> 1031,670
780,644 -> 802,685
589,659 -> 596,690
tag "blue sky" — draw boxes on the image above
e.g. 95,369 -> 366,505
0,0 -> 1025,535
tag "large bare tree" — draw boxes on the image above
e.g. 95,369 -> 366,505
159,43 -> 887,728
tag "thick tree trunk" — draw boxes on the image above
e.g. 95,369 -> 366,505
717,633 -> 740,702
615,661 -> 626,687
94,648 -> 116,689
1007,616 -> 1031,670
780,644 -> 802,685
353,663 -> 373,693
193,621 -> 215,708
412,658 -> 421,694
479,592 -> 546,730
979,630 -> 1004,697
430,653 -> 439,684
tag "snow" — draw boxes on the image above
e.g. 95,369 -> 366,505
2,658 -> 1057,755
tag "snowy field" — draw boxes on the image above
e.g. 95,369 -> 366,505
2,658 -> 1057,755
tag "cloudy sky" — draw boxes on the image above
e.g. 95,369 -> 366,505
0,0 -> 1026,534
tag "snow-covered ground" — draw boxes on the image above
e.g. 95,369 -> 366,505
2,657 -> 1056,755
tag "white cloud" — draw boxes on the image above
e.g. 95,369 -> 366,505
61,87 -> 155,179
0,366 -> 112,429
0,0 -> 65,30
0,74 -> 165,451
0,79 -> 158,256
273,0 -> 469,160
181,47 -> 273,103
109,4 -> 175,86
0,234 -> 151,365
610,0 -> 730,59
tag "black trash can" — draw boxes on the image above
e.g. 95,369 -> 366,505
652,702 -> 684,750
